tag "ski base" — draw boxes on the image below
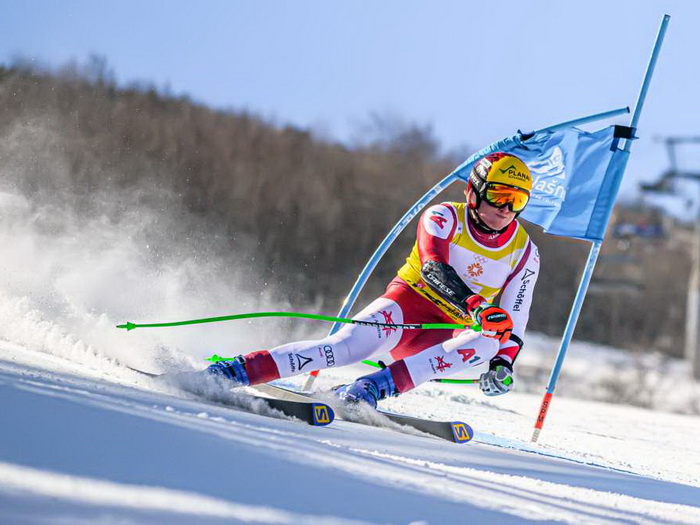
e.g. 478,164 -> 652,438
254,383 -> 473,443
125,366 -> 334,426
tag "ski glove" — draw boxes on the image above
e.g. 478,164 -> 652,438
480,357 -> 514,396
465,295 -> 513,344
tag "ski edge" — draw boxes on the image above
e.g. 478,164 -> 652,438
377,409 -> 474,443
124,366 -> 334,427
255,383 -> 473,443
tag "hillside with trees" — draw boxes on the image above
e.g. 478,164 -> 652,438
0,61 -> 690,356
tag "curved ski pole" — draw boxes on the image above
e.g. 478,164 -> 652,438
121,313 -> 483,386
117,311 -> 477,332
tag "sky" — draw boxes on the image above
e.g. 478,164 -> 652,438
2,1 -> 700,208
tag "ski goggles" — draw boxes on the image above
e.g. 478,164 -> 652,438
483,183 -> 530,212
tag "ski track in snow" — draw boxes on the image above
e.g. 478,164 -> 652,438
1,343 -> 700,524
0,461 -> 369,525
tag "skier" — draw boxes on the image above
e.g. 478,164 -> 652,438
208,152 -> 539,407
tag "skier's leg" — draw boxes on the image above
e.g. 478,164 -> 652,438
208,276 -> 455,388
383,277 -> 456,359
336,331 -> 497,406
265,296 -> 405,379
390,331 -> 499,391
208,296 -> 406,386
258,277 -> 458,384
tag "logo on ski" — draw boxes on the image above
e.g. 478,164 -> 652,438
295,354 -> 314,371
312,404 -> 333,425
451,422 -> 474,443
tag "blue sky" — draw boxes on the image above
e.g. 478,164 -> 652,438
3,1 -> 700,204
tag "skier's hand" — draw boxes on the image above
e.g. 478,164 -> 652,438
480,357 -> 514,396
466,296 -> 513,343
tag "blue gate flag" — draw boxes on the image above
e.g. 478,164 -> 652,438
454,126 -> 627,242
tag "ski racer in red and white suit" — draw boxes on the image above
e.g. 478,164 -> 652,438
208,153 -> 540,406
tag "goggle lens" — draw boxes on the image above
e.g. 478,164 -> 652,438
484,183 -> 530,212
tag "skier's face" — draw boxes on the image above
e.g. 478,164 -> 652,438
476,199 -> 516,231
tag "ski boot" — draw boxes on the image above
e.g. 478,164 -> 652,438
206,355 -> 251,386
335,367 -> 397,409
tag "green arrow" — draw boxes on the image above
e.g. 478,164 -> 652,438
205,353 -> 480,384
117,311 -> 478,332
206,354 -> 231,363
120,312 -> 483,387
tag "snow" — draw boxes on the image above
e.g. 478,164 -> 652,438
1,342 -> 699,524
1,182 -> 699,523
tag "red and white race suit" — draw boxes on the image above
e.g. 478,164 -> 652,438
240,202 -> 539,393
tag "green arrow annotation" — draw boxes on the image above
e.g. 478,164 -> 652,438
204,353 -> 480,385
118,312 -> 482,386
116,311 -> 478,332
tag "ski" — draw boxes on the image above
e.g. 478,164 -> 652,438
254,383 -> 473,443
125,366 -> 334,427
377,409 -> 473,443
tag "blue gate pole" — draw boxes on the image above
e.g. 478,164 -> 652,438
302,107 -> 631,392
325,105 -> 630,340
532,14 -> 671,442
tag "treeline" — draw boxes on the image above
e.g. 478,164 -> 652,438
0,63 -> 689,356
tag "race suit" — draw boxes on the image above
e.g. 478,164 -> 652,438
240,202 -> 540,394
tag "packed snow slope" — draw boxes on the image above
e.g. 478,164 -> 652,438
1,341 -> 699,524
1,165 -> 700,523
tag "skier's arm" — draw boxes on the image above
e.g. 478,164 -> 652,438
417,204 -> 514,342
496,241 -> 540,363
420,260 -> 474,316
422,258 -> 514,341
479,242 -> 538,396
416,204 -> 475,316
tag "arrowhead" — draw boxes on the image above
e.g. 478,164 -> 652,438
116,322 -> 137,331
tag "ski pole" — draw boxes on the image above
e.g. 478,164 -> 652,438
116,311 -> 479,332
121,314 -> 482,386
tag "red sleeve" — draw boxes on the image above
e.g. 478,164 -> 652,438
495,345 -> 520,363
417,204 -> 458,264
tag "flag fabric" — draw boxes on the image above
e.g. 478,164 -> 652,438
453,126 -> 629,242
